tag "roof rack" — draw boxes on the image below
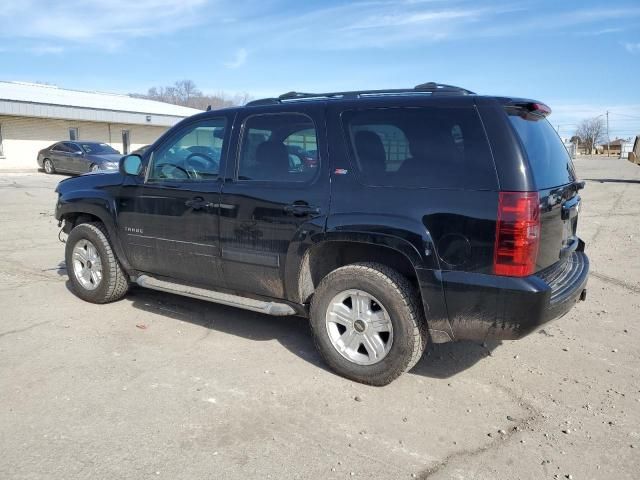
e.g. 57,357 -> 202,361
245,82 -> 474,106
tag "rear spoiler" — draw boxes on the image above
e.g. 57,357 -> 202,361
501,98 -> 552,119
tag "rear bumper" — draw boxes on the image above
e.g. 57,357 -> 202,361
440,251 -> 589,341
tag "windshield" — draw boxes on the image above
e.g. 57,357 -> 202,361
81,143 -> 119,155
507,110 -> 576,189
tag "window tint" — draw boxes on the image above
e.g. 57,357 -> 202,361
51,143 -> 64,152
149,118 -> 226,181
64,142 -> 82,153
507,111 -> 576,189
343,107 -> 496,189
238,114 -> 318,182
80,143 -> 118,154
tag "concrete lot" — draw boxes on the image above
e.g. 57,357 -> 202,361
1,156 -> 638,480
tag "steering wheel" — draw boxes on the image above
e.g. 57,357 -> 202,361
156,163 -> 191,180
185,152 -> 218,178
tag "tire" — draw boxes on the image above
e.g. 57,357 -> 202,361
43,158 -> 55,174
310,262 -> 427,386
65,222 -> 129,304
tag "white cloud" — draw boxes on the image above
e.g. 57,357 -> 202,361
577,27 -> 624,36
0,0 -> 209,43
473,6 -> 640,38
224,48 -> 248,69
29,45 -> 65,55
623,42 -> 640,54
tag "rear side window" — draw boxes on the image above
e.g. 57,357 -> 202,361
507,111 -> 576,189
342,107 -> 496,189
238,113 -> 318,183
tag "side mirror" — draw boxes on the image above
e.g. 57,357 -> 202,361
120,154 -> 143,176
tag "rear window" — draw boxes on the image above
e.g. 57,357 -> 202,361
507,111 -> 576,189
342,107 -> 496,190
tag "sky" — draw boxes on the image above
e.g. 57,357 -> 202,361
0,0 -> 639,139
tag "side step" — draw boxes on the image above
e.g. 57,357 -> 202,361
135,275 -> 296,316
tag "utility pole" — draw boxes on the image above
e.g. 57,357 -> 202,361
606,110 -> 610,157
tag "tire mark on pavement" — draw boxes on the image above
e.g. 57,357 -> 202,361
590,182 -> 630,245
590,271 -> 640,294
419,382 -> 541,479
0,320 -> 51,339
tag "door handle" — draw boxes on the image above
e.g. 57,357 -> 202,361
185,197 -> 213,210
283,203 -> 321,216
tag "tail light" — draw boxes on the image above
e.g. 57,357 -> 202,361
494,192 -> 540,277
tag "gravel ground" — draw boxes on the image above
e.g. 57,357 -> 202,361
0,156 -> 638,480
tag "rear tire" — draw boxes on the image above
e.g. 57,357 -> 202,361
310,262 -> 427,386
65,222 -> 129,303
43,158 -> 55,174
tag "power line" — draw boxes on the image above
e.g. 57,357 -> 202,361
608,112 -> 640,120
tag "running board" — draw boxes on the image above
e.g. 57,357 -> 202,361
135,275 -> 296,316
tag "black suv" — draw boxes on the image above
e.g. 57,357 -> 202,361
55,83 -> 589,385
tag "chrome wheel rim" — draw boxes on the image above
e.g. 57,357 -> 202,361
325,289 -> 393,365
72,239 -> 103,290
44,160 -> 52,173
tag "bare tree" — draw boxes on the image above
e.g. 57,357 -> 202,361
130,80 -> 252,110
575,117 -> 605,154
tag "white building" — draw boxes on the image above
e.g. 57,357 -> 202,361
0,81 -> 202,169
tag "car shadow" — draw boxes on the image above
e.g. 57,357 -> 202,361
126,285 -> 331,370
58,263 -> 497,381
409,339 -> 500,379
124,286 -> 498,380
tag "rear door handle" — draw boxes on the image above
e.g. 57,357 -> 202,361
283,203 -> 320,216
185,197 -> 213,210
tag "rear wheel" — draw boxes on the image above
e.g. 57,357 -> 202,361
43,158 -> 54,174
310,262 -> 427,386
65,222 -> 129,303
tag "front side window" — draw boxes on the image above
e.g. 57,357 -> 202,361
148,118 -> 226,181
342,107 -> 496,190
238,113 -> 318,182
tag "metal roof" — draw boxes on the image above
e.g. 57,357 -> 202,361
0,81 -> 201,117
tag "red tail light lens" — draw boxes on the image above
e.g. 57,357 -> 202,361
494,192 -> 540,277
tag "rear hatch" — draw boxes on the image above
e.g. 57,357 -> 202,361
505,104 -> 583,272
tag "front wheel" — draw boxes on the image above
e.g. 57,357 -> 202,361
65,222 -> 129,303
310,263 -> 427,386
43,159 -> 55,174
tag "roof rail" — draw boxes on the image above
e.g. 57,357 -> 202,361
414,82 -> 475,95
244,98 -> 281,107
244,83 -> 474,107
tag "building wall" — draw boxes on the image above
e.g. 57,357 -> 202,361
0,115 -> 169,169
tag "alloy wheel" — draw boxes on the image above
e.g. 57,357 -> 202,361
72,239 -> 103,290
325,289 -> 394,365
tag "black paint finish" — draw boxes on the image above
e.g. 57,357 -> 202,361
54,89 -> 589,343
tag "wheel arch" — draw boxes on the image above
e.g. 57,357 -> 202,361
57,199 -> 133,273
290,227 -> 453,342
296,239 -> 420,305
